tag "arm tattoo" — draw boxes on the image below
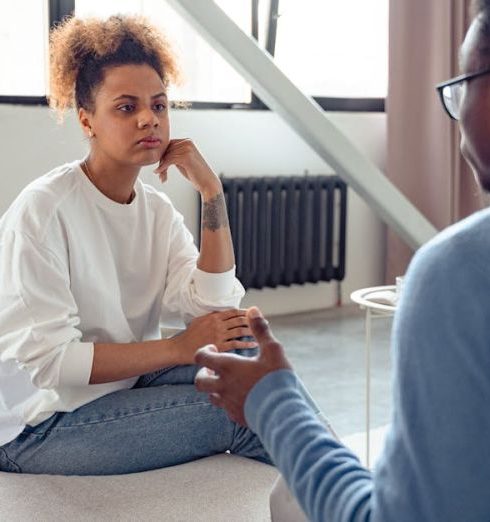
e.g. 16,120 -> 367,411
202,192 -> 229,231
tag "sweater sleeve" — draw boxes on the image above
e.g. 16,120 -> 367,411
245,370 -> 373,522
245,224 -> 490,522
0,231 -> 93,389
161,210 -> 244,323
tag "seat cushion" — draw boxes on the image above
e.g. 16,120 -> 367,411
0,454 -> 277,522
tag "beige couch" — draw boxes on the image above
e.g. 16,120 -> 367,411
0,454 -> 278,522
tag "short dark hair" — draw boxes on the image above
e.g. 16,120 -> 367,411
470,1 -> 490,60
472,0 -> 490,15
472,0 -> 490,35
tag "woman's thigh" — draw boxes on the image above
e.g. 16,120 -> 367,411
134,347 -> 258,388
1,383 -> 271,475
133,364 -> 199,387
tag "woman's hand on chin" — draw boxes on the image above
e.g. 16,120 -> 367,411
154,139 -> 222,197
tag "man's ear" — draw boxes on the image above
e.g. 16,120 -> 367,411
78,107 -> 94,139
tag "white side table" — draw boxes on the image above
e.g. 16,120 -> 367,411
350,285 -> 397,468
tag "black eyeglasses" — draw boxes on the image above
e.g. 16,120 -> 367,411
436,67 -> 490,120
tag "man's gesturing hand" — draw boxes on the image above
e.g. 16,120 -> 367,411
194,306 -> 292,426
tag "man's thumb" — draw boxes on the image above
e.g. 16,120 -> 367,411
248,307 -> 291,369
247,306 -> 279,350
247,307 -> 276,345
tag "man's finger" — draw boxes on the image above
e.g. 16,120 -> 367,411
195,367 -> 221,393
194,344 -> 231,372
246,307 -> 277,345
228,410 -> 247,427
208,392 -> 223,408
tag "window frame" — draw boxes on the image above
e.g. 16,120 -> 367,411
0,0 -> 385,112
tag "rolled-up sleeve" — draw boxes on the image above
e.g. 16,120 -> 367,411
191,266 -> 244,304
0,231 -> 93,389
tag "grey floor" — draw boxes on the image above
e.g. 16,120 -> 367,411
268,305 -> 393,437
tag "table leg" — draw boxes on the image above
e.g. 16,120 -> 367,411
365,307 -> 372,469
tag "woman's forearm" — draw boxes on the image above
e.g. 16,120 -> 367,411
89,306 -> 256,385
89,337 -> 180,384
154,139 -> 234,274
197,185 -> 235,273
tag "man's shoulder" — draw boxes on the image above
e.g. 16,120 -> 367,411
415,209 -> 490,270
402,209 -> 490,308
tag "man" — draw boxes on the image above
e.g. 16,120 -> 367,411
195,1 -> 490,520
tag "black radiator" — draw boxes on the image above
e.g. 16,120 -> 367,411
204,175 -> 347,290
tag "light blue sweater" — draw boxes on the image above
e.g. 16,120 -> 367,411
245,209 -> 490,522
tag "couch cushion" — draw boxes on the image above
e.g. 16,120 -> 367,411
0,454 -> 277,522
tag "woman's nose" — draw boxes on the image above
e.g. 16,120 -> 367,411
137,108 -> 159,128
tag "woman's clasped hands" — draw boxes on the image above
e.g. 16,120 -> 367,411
170,309 -> 258,365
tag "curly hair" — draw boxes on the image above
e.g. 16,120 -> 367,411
49,15 -> 181,118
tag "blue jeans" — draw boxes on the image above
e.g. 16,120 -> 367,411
0,360 -> 272,475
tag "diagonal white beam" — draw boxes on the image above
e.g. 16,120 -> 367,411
168,0 -> 437,249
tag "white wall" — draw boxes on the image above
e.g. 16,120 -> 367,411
0,104 -> 386,315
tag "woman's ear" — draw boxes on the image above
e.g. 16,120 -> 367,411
78,107 -> 95,139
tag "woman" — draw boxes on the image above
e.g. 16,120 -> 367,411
0,14 -> 269,475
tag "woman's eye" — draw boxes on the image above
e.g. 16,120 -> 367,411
118,104 -> 135,112
154,103 -> 167,112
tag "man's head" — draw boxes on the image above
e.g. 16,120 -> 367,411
471,0 -> 490,40
458,1 -> 490,189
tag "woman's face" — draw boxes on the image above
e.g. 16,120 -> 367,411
459,18 -> 490,191
79,63 -> 170,168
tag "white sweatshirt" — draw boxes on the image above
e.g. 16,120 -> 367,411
0,161 -> 244,446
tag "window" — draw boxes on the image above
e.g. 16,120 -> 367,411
0,0 -> 387,111
274,0 -> 388,99
0,1 -> 48,97
74,0 -> 253,104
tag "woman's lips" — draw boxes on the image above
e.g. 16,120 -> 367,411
137,137 -> 162,149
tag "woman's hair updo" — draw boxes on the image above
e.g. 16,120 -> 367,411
49,15 -> 180,118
